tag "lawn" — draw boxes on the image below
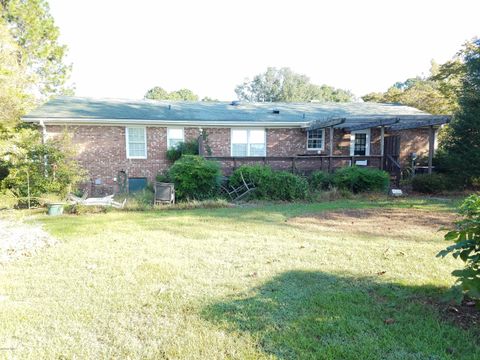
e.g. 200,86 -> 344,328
1,198 -> 479,359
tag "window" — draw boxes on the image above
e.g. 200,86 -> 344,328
307,129 -> 324,150
126,127 -> 147,159
231,129 -> 266,157
350,130 -> 370,156
167,128 -> 184,149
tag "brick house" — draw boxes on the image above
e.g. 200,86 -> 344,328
22,97 -> 450,193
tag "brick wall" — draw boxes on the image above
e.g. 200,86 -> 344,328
45,124 -> 432,190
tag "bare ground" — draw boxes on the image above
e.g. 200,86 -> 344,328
0,217 -> 57,263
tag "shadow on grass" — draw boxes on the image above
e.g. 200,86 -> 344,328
202,270 -> 479,360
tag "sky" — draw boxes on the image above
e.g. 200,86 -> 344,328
48,0 -> 479,101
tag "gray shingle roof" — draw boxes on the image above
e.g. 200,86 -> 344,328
22,96 -> 446,128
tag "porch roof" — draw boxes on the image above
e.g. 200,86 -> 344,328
22,96 -> 450,129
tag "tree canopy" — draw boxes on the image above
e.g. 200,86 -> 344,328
436,39 -> 480,185
362,60 -> 461,115
145,86 -> 199,101
235,67 -> 354,103
1,0 -> 72,99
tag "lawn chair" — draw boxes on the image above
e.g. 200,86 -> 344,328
154,182 -> 175,205
222,172 -> 256,202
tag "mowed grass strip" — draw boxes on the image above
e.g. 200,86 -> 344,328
0,198 -> 478,359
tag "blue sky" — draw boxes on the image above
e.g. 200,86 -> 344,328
49,0 -> 479,100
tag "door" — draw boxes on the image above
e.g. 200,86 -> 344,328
384,135 -> 400,157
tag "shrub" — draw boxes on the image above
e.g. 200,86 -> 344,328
0,189 -> 18,209
411,173 -> 448,194
122,189 -> 155,211
333,166 -> 390,193
66,204 -> 110,215
166,140 -> 199,162
437,194 -> 480,299
309,171 -> 334,191
230,165 -> 308,201
168,155 -> 221,200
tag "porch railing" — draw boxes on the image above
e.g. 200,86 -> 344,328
205,155 -> 391,175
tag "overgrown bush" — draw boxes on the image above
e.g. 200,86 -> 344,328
437,194 -> 480,299
166,140 -> 199,162
333,166 -> 390,193
230,165 -> 308,200
309,171 -> 334,191
168,155 -> 221,200
122,189 -> 155,211
411,173 -> 448,194
0,129 -> 85,205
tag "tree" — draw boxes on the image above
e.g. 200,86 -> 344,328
0,19 -> 33,127
235,67 -> 354,103
1,0 -> 72,98
437,39 -> 480,185
144,86 -> 199,101
362,60 -> 460,115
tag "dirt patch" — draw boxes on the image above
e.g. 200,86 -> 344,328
427,298 -> 480,331
288,208 -> 456,240
0,218 -> 57,262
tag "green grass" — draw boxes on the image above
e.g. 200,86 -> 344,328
0,197 -> 478,359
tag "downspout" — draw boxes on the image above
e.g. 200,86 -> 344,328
39,120 -> 48,177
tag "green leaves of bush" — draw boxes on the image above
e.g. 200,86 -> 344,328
166,140 -> 199,162
331,166 -> 390,193
230,165 -> 308,201
168,155 -> 221,200
411,173 -> 448,193
437,194 -> 480,299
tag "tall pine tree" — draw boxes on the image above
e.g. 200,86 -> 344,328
439,39 -> 480,185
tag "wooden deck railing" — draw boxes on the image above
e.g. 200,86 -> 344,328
204,155 -> 392,175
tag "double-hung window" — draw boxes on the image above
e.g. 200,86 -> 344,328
126,127 -> 147,159
307,129 -> 324,150
231,129 -> 266,157
167,128 -> 184,149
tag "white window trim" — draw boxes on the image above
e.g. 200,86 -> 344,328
167,127 -> 185,149
230,128 -> 267,157
306,128 -> 325,151
350,129 -> 371,156
125,126 -> 147,159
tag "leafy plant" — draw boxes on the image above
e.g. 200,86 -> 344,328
168,155 -> 221,200
309,171 -> 334,191
1,129 -> 86,205
229,165 -> 308,201
166,140 -> 199,162
437,194 -> 480,299
411,173 -> 448,193
333,166 -> 389,193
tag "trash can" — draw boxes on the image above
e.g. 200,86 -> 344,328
47,203 -> 64,216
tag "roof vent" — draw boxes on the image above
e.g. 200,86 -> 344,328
230,100 -> 241,106
272,109 -> 280,114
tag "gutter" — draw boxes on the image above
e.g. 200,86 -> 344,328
22,117 -> 310,128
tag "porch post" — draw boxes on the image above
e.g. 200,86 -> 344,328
329,126 -> 333,172
428,125 -> 435,174
380,126 -> 385,170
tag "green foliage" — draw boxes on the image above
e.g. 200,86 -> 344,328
0,188 -> 18,209
0,129 -> 86,203
411,173 -> 448,194
229,165 -> 308,201
166,139 -> 199,162
122,189 -> 154,211
309,171 -> 334,191
235,67 -> 354,103
437,194 -> 480,299
65,204 -> 110,215
168,155 -> 221,200
362,60 -> 460,115
1,0 -> 72,97
438,39 -> 480,186
333,167 -> 390,193
144,86 -> 199,101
